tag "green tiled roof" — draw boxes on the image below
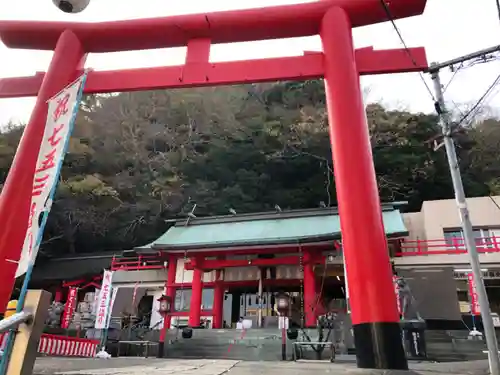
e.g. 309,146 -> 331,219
145,207 -> 408,250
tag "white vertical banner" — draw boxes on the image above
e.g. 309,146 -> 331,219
105,287 -> 119,329
16,72 -> 88,277
341,249 -> 350,313
95,270 -> 114,329
393,275 -> 401,316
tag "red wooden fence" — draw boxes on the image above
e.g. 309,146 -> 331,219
0,333 -> 99,357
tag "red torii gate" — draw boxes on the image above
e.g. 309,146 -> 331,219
0,0 -> 428,369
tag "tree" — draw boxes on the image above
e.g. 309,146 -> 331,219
0,80 -> 495,257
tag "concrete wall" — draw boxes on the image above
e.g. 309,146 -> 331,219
113,269 -> 168,284
402,212 -> 426,241
397,267 -> 461,321
112,260 -> 218,285
399,195 -> 500,266
175,258 -> 216,283
403,195 -> 500,242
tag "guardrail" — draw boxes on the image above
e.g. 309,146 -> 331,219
0,311 -> 33,334
0,332 -> 99,357
396,236 -> 500,257
111,253 -> 166,271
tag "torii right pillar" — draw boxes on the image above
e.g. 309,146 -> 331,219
321,7 -> 407,370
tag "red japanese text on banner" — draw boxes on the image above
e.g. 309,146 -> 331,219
468,273 -> 480,315
61,287 -> 78,329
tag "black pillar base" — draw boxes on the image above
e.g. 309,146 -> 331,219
353,322 -> 408,370
157,341 -> 165,358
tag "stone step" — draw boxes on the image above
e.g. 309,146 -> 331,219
115,328 -> 491,362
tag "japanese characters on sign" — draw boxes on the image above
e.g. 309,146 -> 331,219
61,287 -> 78,329
468,273 -> 481,315
16,73 -> 88,277
393,275 -> 401,316
95,270 -> 114,329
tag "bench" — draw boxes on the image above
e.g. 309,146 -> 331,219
117,340 -> 158,358
292,341 -> 335,362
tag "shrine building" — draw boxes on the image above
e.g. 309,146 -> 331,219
30,196 -> 500,331
30,203 -> 408,330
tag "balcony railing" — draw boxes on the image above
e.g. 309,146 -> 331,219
396,236 -> 500,257
111,253 -> 167,271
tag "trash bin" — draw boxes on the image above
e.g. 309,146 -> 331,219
401,320 -> 427,359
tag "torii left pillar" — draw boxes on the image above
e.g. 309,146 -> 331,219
0,30 -> 86,310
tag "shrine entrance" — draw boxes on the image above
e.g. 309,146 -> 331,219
0,0 -> 429,369
223,272 -> 348,329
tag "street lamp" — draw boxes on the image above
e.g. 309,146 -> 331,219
276,292 -> 290,360
276,292 -> 290,314
157,295 -> 171,358
158,295 -> 172,315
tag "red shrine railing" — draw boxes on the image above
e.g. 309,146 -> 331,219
110,238 -> 500,267
396,236 -> 500,257
111,253 -> 166,271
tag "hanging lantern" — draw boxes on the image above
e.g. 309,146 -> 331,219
157,295 -> 172,316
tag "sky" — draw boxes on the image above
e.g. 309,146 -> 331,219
0,0 -> 500,125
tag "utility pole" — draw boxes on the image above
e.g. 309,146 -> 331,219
429,60 -> 500,375
496,0 -> 500,26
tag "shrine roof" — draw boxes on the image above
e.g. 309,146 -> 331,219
140,203 -> 408,251
31,251 -> 115,283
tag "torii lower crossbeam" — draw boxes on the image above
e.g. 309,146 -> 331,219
0,47 -> 426,98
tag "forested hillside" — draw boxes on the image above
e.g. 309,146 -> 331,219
0,80 -> 498,257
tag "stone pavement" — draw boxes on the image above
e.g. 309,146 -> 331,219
33,358 -> 491,375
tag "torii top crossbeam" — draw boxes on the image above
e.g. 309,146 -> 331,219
0,0 -> 426,52
0,0 -> 428,98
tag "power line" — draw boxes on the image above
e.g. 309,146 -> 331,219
429,45 -> 500,73
466,82 -> 500,122
379,0 -> 436,102
428,45 -> 500,126
496,0 -> 500,24
455,72 -> 500,127
443,62 -> 464,94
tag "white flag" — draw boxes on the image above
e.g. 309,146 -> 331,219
16,73 -> 88,277
105,287 -> 119,329
95,270 -> 114,329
